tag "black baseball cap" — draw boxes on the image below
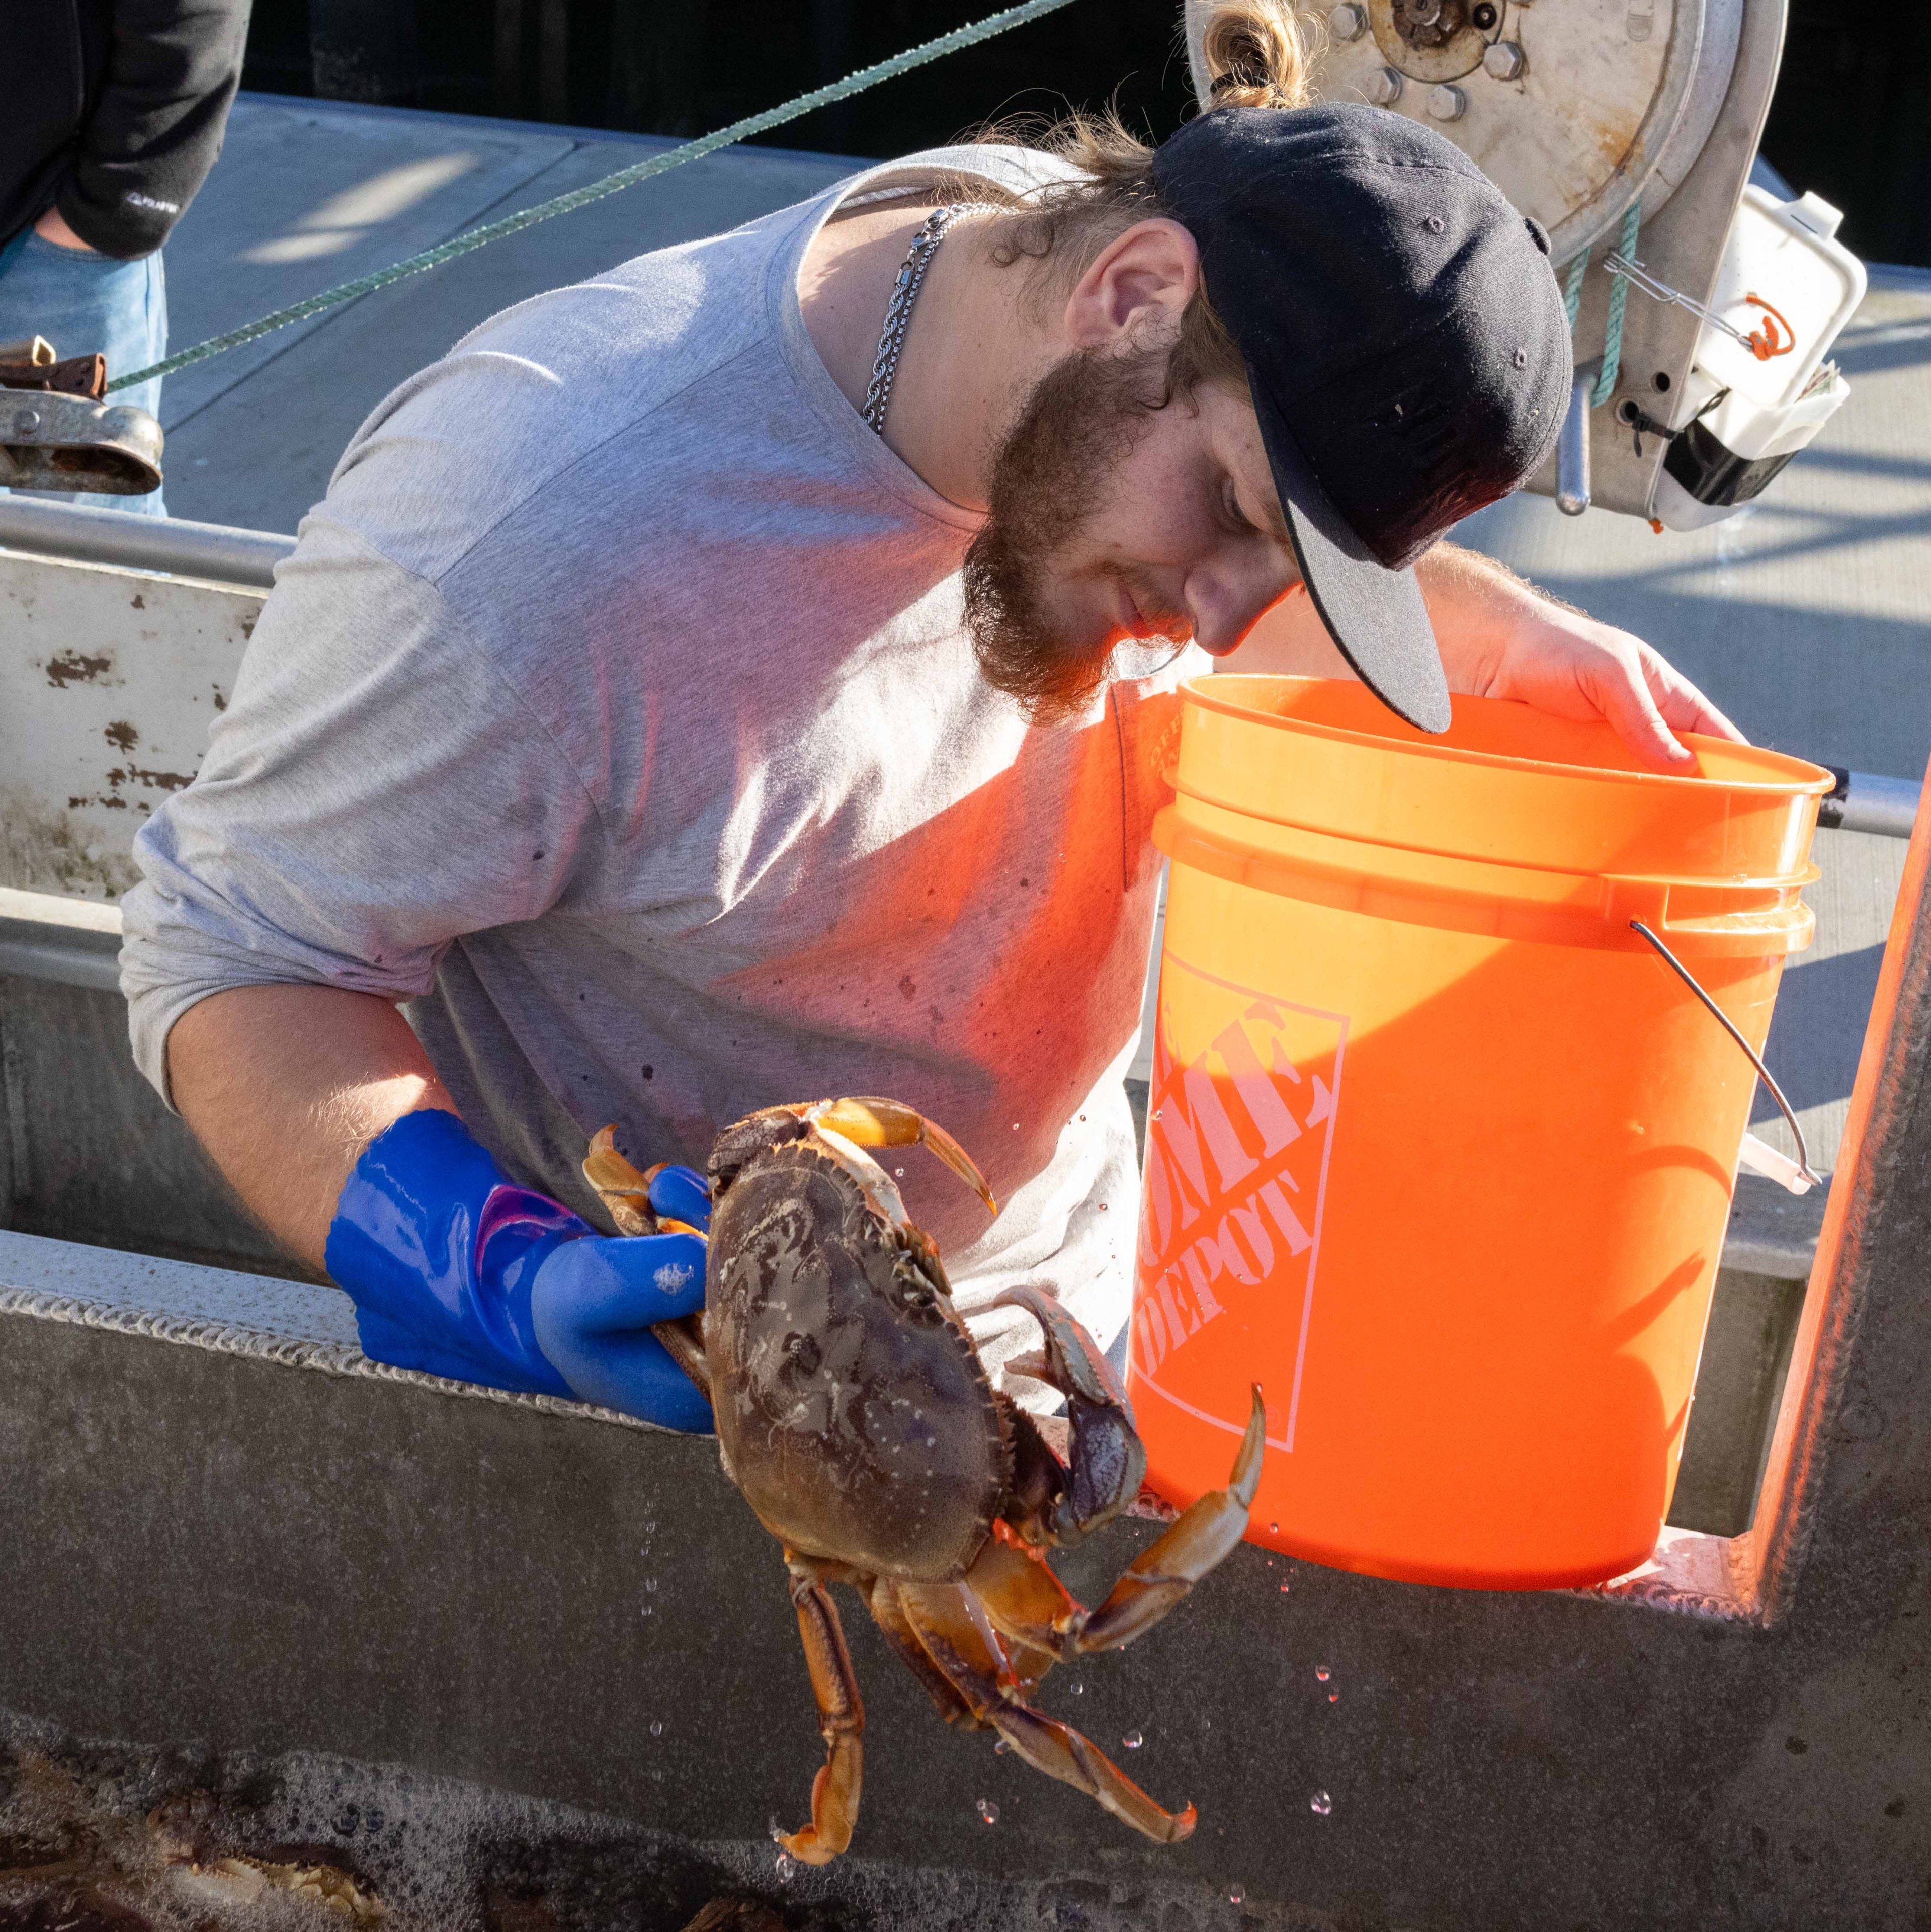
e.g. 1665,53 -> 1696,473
1152,104 -> 1571,733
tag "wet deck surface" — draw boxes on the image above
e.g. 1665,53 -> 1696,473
152,96 -> 1931,1175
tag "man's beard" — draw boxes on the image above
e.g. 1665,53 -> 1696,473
962,344 -> 1187,725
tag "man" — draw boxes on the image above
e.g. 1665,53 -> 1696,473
0,0 -> 251,514
121,60 -> 1739,1431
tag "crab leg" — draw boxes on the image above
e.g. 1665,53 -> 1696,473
863,1574 -> 984,1728
776,1554 -> 865,1867
644,1314 -> 711,1399
581,1125 -> 712,1400
891,1579 -> 1196,1844
973,1389 -> 1265,1663
806,1098 -> 997,1215
1076,1385 -> 1267,1654
993,1703 -> 1197,1844
965,1527 -> 1083,1664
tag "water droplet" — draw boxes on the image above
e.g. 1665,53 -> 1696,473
1315,1665 -> 1331,1682
1270,1521 -> 1279,1534
1279,1583 -> 1290,1594
1327,1691 -> 1339,1704
1099,1202 -> 1109,1211
775,1852 -> 797,1880
1012,1122 -> 1020,1131
895,1167 -> 905,1177
976,1798 -> 999,1825
1122,1729 -> 1143,1749
1228,1882 -> 1246,1905
645,1520 -> 656,1532
649,1720 -> 663,1737
993,1738 -> 1010,1755
1153,1108 -> 1163,1120
1070,1679 -> 1084,1695
1310,1789 -> 1332,1815
645,1576 -> 658,1592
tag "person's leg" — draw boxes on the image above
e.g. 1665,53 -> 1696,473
0,228 -> 169,516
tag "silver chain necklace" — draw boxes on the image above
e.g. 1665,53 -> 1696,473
860,203 -> 990,436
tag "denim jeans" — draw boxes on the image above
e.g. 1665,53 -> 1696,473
0,225 -> 169,516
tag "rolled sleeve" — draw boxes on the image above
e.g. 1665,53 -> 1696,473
119,519 -> 601,1105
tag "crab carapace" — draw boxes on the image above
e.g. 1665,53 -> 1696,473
584,1097 -> 1264,1865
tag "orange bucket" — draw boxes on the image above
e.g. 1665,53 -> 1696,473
1130,676 -> 1832,1590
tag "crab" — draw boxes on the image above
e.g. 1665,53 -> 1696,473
584,1098 -> 1264,1865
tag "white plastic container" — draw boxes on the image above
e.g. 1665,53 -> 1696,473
1653,185 -> 1868,531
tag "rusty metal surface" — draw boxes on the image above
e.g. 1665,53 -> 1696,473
0,392 -> 164,496
0,551 -> 260,900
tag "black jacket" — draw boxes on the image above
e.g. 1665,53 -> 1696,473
2,0 -> 251,259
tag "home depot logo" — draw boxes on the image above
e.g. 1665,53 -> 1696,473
1132,953 -> 1348,1453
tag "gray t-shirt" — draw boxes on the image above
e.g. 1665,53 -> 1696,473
120,145 -> 1201,1390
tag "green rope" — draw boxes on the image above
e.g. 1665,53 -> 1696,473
1563,250 -> 1588,332
1591,198 -> 1641,408
1559,199 -> 1642,409
107,0 -> 1081,393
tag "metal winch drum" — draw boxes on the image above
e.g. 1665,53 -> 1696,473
1184,0 -> 1860,528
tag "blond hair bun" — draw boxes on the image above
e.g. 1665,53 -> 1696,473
1197,0 -> 1319,112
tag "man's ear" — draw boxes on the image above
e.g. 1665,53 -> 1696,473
1062,218 -> 1201,352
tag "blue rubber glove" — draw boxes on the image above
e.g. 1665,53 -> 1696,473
324,1109 -> 714,1432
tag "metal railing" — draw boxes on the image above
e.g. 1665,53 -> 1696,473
0,496 -> 294,588
1820,767 -> 1921,839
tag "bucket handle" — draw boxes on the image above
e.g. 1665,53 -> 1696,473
1630,919 -> 1822,1192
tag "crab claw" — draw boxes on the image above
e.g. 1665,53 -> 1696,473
804,1098 -> 997,1216
584,1124 -> 657,1236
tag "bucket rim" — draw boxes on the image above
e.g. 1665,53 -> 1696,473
1185,676 -> 1837,800
1155,806 -> 1819,955
1172,788 -> 1826,892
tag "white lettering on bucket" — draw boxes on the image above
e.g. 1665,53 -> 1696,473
1131,953 -> 1349,1454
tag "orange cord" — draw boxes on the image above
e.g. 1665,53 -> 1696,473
1742,292 -> 1796,360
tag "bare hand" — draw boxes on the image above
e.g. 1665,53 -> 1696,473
1460,603 -> 1744,766
1419,546 -> 1746,766
32,207 -> 96,252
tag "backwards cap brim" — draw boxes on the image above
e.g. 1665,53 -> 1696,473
1252,373 -> 1452,735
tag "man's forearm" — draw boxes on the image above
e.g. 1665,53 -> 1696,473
1218,544 -> 1553,682
1411,542 -> 1570,688
167,984 -> 457,1271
